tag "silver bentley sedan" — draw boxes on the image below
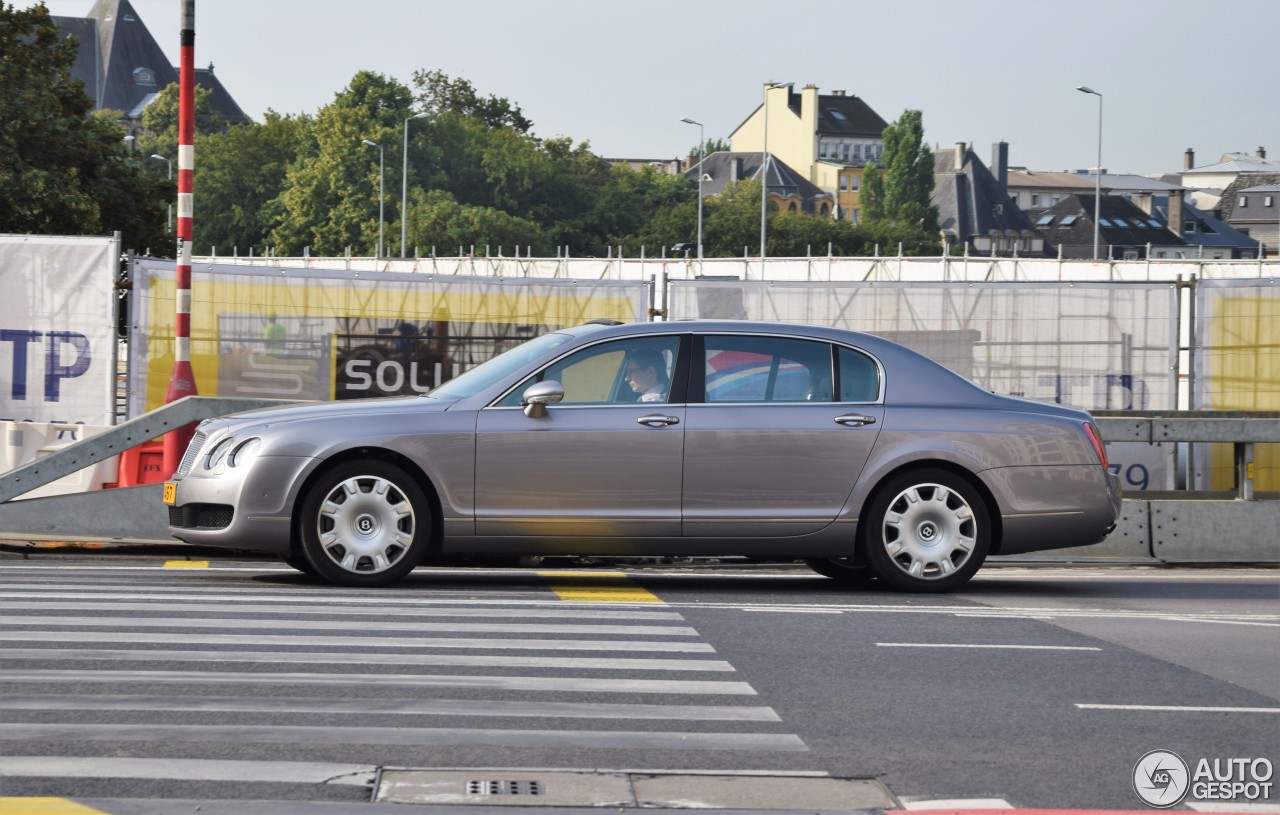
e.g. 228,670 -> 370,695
165,320 -> 1121,592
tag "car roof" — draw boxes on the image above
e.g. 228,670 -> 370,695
573,319 -> 895,351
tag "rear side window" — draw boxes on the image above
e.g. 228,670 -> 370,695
703,335 -> 833,403
838,346 -> 880,402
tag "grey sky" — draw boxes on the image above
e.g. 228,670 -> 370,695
37,0 -> 1279,177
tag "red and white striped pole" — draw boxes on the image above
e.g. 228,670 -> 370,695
162,0 -> 198,477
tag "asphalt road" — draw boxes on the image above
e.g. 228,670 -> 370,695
0,551 -> 1276,814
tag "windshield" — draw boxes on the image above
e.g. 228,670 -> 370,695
424,332 -> 574,400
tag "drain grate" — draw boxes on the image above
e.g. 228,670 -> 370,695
466,779 -> 543,796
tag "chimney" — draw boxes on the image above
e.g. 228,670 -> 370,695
1184,148 -> 1195,170
1136,193 -> 1154,216
1168,189 -> 1185,238
954,142 -> 967,169
801,85 -> 819,165
831,89 -> 846,97
991,141 -> 1009,188
732,157 -> 744,182
1259,146 -> 1268,159
683,153 -> 697,172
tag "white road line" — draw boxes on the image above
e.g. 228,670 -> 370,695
0,599 -> 685,620
0,647 -> 735,672
1076,703 -> 1280,714
0,755 -> 377,785
741,607 -> 843,614
0,630 -> 715,652
877,642 -> 1102,651
0,694 -> 783,721
0,615 -> 698,636
3,669 -> 758,695
0,722 -> 807,751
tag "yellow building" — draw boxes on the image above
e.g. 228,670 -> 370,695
730,84 -> 888,224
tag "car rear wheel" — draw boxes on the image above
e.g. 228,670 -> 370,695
803,557 -> 876,585
299,461 -> 430,587
861,468 -> 989,593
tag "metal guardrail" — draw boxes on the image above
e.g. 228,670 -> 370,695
1093,410 -> 1280,500
0,397 -> 300,543
1080,411 -> 1280,563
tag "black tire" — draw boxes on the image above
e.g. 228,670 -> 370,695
298,461 -> 431,587
282,549 -> 317,575
860,468 -> 990,593
804,557 -> 877,585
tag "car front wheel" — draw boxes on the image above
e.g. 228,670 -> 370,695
804,557 -> 876,585
298,461 -> 430,587
861,468 -> 990,593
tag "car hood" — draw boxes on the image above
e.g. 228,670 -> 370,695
200,395 -> 456,437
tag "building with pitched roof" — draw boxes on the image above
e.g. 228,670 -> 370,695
730,84 -> 888,223
933,143 -> 1045,257
1216,177 -> 1280,255
683,152 -> 834,216
1180,148 -> 1279,192
50,0 -> 250,131
1036,194 -> 1192,260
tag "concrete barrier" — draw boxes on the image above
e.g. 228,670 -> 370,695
1,422 -> 119,501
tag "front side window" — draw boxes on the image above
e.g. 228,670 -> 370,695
703,336 -> 832,403
497,336 -> 680,407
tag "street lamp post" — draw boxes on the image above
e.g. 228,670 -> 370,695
1076,85 -> 1103,260
761,81 -> 792,264
401,112 -> 428,258
150,154 -> 173,233
362,139 -> 384,258
680,117 -> 704,265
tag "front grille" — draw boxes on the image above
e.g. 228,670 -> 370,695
176,431 -> 207,477
169,503 -> 234,530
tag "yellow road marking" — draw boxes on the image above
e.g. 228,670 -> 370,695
0,799 -> 113,815
163,560 -> 209,569
537,570 -> 662,603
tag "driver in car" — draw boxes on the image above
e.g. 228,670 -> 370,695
625,349 -> 669,402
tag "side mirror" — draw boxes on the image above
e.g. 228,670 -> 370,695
522,380 -> 564,418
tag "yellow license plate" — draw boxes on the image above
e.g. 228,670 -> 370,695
162,482 -> 176,505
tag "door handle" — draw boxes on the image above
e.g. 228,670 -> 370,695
638,415 -> 680,427
834,414 -> 877,427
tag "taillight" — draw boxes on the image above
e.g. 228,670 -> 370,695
1083,422 -> 1108,469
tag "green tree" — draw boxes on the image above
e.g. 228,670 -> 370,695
405,189 -> 549,255
687,137 -> 730,159
270,71 -> 412,255
412,69 -> 532,133
137,82 -> 228,160
0,3 -> 167,253
706,179 -> 770,256
861,109 -> 939,234
195,111 -> 311,254
596,165 -> 695,253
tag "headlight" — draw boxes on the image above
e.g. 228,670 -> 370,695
204,437 -> 234,470
229,437 -> 261,468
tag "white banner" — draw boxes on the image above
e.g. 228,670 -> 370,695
0,235 -> 118,425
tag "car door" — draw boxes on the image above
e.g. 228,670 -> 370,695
474,335 -> 686,538
682,334 -> 884,537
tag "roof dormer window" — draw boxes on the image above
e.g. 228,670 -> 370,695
133,67 -> 156,86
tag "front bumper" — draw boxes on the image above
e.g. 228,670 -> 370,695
167,454 -> 317,555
